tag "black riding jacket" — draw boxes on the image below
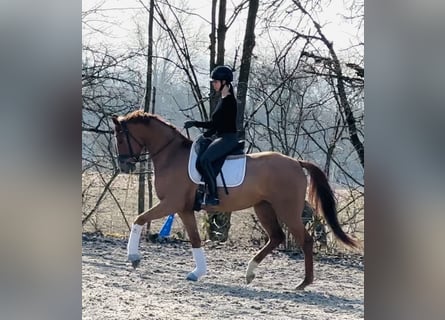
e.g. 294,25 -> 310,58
193,94 -> 237,137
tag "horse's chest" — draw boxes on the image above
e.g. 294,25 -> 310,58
152,172 -> 176,200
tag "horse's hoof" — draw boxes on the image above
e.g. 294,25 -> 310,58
131,259 -> 140,269
296,285 -> 305,291
296,280 -> 309,290
186,272 -> 198,281
128,254 -> 141,269
246,273 -> 255,284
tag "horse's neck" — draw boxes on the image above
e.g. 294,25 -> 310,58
140,123 -> 188,172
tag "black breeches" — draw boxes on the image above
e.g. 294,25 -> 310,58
198,133 -> 238,195
200,133 -> 238,166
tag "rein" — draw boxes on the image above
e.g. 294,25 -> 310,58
148,135 -> 176,159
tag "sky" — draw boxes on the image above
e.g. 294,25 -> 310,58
82,0 -> 363,53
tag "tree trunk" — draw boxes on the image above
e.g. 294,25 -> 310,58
236,0 -> 259,140
206,0 -> 259,242
293,0 -> 364,167
209,0 -> 228,112
148,87 -> 156,211
206,211 -> 231,242
216,0 -> 227,66
210,0 -> 217,71
207,0 -> 231,242
328,45 -> 364,168
209,0 -> 218,113
324,116 -> 342,178
139,0 -> 154,235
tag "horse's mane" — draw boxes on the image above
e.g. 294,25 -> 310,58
121,110 -> 193,148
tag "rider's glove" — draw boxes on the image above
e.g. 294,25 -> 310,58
184,120 -> 197,129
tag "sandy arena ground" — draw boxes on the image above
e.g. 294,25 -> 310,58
82,232 -> 363,320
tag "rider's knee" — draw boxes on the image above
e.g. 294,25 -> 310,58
199,155 -> 210,167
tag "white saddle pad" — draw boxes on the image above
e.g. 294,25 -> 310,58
188,140 -> 247,187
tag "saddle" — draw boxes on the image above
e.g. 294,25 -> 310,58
188,139 -> 247,188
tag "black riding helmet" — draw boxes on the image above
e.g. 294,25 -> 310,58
210,65 -> 233,82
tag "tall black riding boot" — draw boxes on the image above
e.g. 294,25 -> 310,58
201,163 -> 219,206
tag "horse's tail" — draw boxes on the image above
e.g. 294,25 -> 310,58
299,160 -> 358,248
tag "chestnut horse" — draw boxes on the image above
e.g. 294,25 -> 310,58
112,110 -> 357,290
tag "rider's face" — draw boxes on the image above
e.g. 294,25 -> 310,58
212,79 -> 224,91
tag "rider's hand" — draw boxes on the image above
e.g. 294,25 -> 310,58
184,120 -> 196,129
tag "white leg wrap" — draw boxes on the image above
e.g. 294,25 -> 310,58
127,224 -> 143,259
246,259 -> 259,284
246,259 -> 259,276
186,247 -> 207,281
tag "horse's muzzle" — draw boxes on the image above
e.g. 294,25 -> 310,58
119,162 -> 136,173
118,155 -> 136,173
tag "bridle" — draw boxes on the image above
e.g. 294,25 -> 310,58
117,121 -> 145,164
117,120 -> 176,163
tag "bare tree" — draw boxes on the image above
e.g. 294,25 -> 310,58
236,0 -> 259,140
205,0 -> 259,242
82,2 -> 148,233
239,0 -> 363,248
293,0 -> 364,167
152,0 -> 209,120
137,0 -> 155,236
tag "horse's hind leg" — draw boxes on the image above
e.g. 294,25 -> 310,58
296,229 -> 314,290
275,201 -> 314,290
246,201 -> 285,284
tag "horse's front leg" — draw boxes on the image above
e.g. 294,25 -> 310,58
127,202 -> 175,268
178,211 -> 207,281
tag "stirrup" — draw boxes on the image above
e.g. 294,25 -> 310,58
193,182 -> 206,211
202,194 -> 219,206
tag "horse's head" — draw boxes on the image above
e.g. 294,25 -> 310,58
112,115 -> 145,173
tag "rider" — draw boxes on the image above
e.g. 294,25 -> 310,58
184,65 -> 238,206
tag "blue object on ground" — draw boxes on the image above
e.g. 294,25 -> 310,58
159,214 -> 175,238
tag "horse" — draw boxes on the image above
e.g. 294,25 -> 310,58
112,110 -> 358,290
